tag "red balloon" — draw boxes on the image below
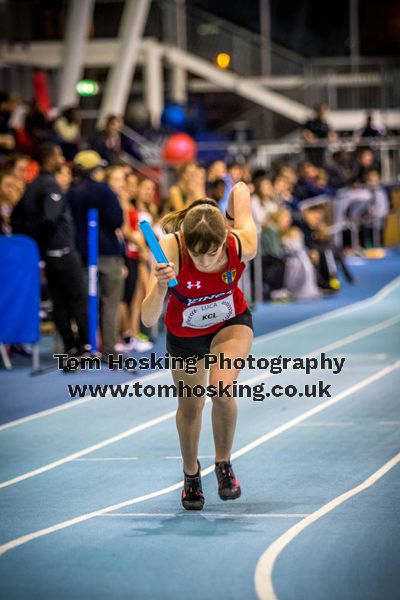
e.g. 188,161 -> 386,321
162,133 -> 197,164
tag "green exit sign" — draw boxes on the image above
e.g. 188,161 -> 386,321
76,79 -> 99,97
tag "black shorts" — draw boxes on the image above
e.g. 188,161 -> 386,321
166,308 -> 253,361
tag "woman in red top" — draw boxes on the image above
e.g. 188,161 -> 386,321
142,182 -> 257,510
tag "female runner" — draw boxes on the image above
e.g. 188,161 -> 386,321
141,182 -> 257,510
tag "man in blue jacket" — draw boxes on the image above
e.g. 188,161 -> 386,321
68,151 -> 124,360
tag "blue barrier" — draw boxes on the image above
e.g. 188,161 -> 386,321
88,209 -> 99,352
0,235 -> 40,344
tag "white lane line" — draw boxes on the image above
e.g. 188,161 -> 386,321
97,512 -> 310,519
164,455 -> 215,460
254,451 -> 400,600
1,315 -> 398,489
0,360 -> 398,557
0,412 -> 175,489
1,276 -> 398,432
343,354 -> 388,360
0,371 -> 166,432
72,457 -> 139,462
296,422 -> 353,427
252,275 -> 400,347
241,313 -> 400,387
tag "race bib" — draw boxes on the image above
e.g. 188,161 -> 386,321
182,294 -> 236,329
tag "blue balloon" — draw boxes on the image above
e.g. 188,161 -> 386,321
161,104 -> 186,129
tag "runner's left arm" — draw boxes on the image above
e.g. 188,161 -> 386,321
226,182 -> 258,261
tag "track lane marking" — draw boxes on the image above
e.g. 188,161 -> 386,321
1,316 -> 399,489
254,451 -> 400,600
97,512 -> 310,519
0,371 -> 166,432
0,360 -> 398,557
1,277 -> 398,432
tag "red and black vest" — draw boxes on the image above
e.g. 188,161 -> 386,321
164,230 -> 247,337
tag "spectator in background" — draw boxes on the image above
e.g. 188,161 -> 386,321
90,114 -> 124,165
11,143 -> 89,357
356,113 -> 384,140
273,173 -> 299,212
0,92 -> 16,158
3,153 -> 29,183
302,103 -> 336,167
130,176 -> 160,348
0,172 -> 24,234
136,177 -> 158,223
7,93 -> 27,131
67,150 -> 124,360
361,170 -> 390,247
24,100 -> 52,154
278,207 -> 321,300
207,159 -> 232,214
105,166 -> 153,353
55,164 -> 72,192
294,161 -> 323,200
126,171 -> 139,204
277,165 -> 298,188
207,178 -> 226,208
314,168 -> 335,196
353,148 -> 380,184
53,106 -> 81,161
327,150 -> 356,189
227,162 -> 243,186
297,205 -> 353,289
168,161 -> 205,211
260,209 -> 289,301
251,175 -> 278,226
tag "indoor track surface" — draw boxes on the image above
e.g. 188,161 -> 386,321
0,277 -> 399,600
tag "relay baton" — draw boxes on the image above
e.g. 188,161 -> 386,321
139,220 -> 178,287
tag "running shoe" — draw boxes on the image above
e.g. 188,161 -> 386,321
133,336 -> 154,352
114,335 -> 154,353
215,461 -> 241,500
181,461 -> 205,511
114,338 -> 136,353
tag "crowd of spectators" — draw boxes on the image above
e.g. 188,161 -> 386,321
0,90 -> 393,361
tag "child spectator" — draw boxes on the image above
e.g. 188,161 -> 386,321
260,209 -> 289,301
297,205 -> 354,288
273,174 -> 299,213
277,208 -> 320,300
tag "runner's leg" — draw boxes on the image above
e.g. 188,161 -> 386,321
209,325 -> 253,462
171,358 -> 207,476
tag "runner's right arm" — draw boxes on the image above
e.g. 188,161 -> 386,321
141,234 -> 178,328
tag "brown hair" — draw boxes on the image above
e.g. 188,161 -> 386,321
104,165 -> 125,182
177,161 -> 198,179
159,198 -> 226,254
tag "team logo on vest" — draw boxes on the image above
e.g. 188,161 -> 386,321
222,269 -> 236,285
187,280 -> 201,289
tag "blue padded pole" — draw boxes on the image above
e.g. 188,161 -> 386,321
88,209 -> 99,351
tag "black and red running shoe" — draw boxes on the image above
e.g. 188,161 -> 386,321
181,461 -> 205,511
215,461 -> 241,500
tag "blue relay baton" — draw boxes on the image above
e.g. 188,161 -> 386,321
139,220 -> 178,288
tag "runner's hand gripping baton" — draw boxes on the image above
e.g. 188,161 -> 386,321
139,220 -> 178,288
